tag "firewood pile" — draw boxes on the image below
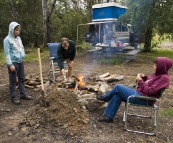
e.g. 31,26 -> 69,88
19,75 -> 49,91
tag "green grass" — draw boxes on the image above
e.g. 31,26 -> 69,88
97,55 -> 124,65
24,48 -> 49,62
0,49 -> 6,65
138,49 -> 173,61
160,108 -> 173,118
0,47 -> 50,65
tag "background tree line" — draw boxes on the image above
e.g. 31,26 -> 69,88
0,0 -> 173,52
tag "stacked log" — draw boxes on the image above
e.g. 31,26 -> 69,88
23,76 -> 47,91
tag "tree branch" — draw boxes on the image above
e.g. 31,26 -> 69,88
10,0 -> 19,22
48,0 -> 57,18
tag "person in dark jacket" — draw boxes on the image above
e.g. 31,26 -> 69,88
97,57 -> 173,122
57,38 -> 76,82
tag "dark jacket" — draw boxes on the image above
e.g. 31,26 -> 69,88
137,57 -> 173,105
57,40 -> 76,69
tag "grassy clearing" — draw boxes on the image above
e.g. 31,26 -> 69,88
24,48 -> 49,62
138,49 -> 173,61
0,47 -> 50,65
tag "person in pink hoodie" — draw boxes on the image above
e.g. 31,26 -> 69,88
97,57 -> 173,123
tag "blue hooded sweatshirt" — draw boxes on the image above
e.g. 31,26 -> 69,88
3,22 -> 25,67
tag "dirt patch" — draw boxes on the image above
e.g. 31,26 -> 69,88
158,41 -> 173,50
25,89 -> 88,136
0,47 -> 173,143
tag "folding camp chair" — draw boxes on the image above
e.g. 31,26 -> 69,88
47,43 -> 67,80
123,84 -> 165,136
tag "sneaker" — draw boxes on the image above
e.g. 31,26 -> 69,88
20,95 -> 32,100
96,95 -> 108,102
98,115 -> 113,123
11,98 -> 20,104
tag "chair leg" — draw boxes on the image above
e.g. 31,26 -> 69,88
123,102 -> 127,122
124,102 -> 128,130
124,101 -> 157,136
51,60 -> 55,80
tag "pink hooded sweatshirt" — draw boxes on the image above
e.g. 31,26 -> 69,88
136,57 -> 173,105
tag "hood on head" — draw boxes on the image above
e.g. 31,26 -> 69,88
8,22 -> 20,37
155,57 -> 173,75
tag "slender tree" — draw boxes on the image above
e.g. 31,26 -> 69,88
42,0 -> 57,47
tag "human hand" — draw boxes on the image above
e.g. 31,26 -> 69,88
139,73 -> 145,77
136,74 -> 142,81
10,65 -> 16,72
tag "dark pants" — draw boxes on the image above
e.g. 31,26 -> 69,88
8,61 -> 27,99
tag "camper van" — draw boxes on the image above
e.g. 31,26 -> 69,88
77,2 -> 143,48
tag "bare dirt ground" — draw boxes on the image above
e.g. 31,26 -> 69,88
0,44 -> 173,143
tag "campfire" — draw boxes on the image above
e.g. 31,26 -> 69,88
78,74 -> 86,86
23,72 -> 124,111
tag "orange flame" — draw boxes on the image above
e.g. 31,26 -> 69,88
78,74 -> 86,86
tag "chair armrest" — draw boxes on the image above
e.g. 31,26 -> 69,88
129,95 -> 158,101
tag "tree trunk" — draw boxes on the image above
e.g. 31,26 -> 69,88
47,0 -> 57,44
10,0 -> 19,22
42,0 -> 57,47
143,1 -> 156,52
42,0 -> 47,47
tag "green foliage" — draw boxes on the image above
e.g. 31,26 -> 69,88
1,0 -> 173,51
121,0 -> 173,52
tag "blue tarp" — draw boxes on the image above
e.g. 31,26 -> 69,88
92,6 -> 127,21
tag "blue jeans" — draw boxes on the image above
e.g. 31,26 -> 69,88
103,84 -> 149,119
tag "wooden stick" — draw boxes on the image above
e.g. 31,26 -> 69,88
38,48 -> 44,91
74,81 -> 79,93
72,74 -> 80,82
25,85 -> 34,89
99,72 -> 110,78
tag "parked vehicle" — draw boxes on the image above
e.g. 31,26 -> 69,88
77,2 -> 144,48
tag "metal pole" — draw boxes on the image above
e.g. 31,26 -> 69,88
76,25 -> 79,54
99,23 -> 101,43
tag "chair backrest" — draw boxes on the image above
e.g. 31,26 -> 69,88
47,43 -> 60,59
159,88 -> 165,98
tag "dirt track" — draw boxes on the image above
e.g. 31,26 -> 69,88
0,47 -> 173,143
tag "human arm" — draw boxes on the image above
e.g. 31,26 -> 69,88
137,75 -> 168,96
3,38 -> 13,67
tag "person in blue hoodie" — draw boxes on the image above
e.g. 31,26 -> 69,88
3,22 -> 31,104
